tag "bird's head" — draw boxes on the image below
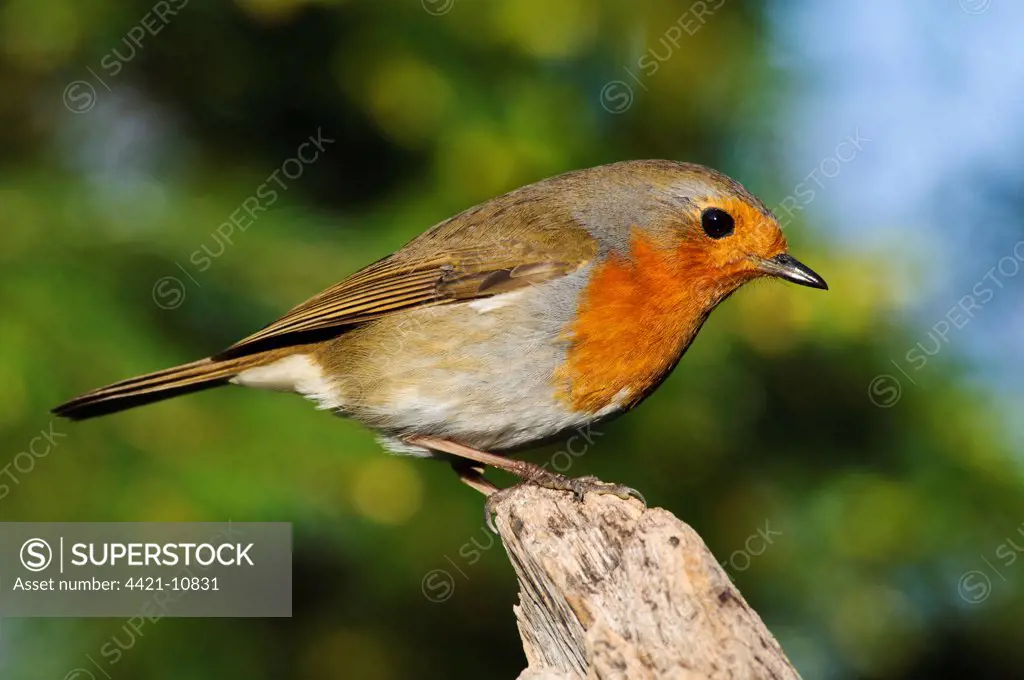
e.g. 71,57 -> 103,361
548,160 -> 828,412
677,184 -> 828,295
572,160 -> 827,299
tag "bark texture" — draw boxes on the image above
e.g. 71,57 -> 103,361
489,485 -> 801,680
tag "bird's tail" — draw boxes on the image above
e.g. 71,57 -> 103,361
51,354 -> 268,421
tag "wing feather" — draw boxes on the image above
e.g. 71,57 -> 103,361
218,245 -> 593,357
218,189 -> 599,357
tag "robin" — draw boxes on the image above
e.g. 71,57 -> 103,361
53,160 -> 826,499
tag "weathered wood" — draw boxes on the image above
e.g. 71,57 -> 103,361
489,485 -> 801,680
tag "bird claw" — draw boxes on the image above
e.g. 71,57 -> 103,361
566,475 -> 647,506
484,473 -> 646,533
484,487 -> 516,533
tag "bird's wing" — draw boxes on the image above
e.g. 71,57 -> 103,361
217,214 -> 597,358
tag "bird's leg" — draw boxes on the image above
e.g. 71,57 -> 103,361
412,435 -> 561,486
450,460 -> 499,496
409,435 -> 646,519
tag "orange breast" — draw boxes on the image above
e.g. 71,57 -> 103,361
554,231 -> 725,413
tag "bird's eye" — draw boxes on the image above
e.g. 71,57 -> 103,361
701,208 -> 735,239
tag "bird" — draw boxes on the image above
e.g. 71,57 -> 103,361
52,160 -> 827,498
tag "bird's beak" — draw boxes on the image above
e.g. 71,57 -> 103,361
754,253 -> 828,290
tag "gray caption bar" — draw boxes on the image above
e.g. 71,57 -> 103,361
0,522 -> 291,617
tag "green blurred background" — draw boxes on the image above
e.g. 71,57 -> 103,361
2,0 -> 1024,678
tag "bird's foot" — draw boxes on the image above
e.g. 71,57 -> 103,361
528,472 -> 646,505
404,436 -> 646,531
484,472 -> 646,533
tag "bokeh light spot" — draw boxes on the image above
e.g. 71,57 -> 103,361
352,456 -> 424,525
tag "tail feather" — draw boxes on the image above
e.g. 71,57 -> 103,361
52,355 -> 262,421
